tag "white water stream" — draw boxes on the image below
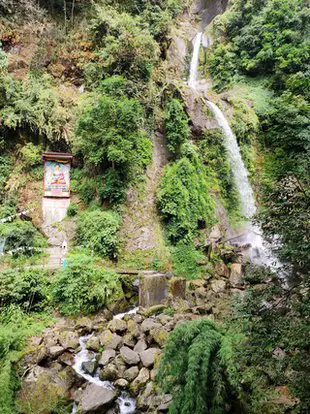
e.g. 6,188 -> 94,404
72,309 -> 138,413
188,32 -> 283,271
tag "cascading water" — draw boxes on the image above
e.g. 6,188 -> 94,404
71,310 -> 137,414
188,32 -> 283,271
0,237 -> 6,255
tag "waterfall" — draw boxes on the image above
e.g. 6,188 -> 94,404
206,101 -> 256,218
187,32 -> 283,271
188,32 -> 203,89
0,237 -> 6,255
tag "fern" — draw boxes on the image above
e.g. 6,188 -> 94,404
157,320 -> 244,414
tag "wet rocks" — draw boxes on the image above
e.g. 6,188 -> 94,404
79,384 -> 116,414
82,361 -> 97,375
123,366 -> 139,382
99,330 -> 122,350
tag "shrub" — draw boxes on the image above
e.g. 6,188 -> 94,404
164,98 -> 190,154
0,268 -> 49,311
0,220 -> 47,255
18,143 -> 42,171
51,253 -> 122,315
76,209 -> 120,259
157,149 -> 215,243
66,203 -> 78,217
157,319 -> 244,414
172,242 -> 206,280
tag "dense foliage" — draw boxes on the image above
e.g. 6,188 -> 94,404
164,98 -> 190,154
157,146 -> 215,243
0,268 -> 48,311
51,253 -> 122,315
76,209 -> 120,259
157,319 -> 243,413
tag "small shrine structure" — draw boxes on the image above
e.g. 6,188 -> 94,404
42,152 -> 73,198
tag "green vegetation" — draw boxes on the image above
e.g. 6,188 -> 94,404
76,209 -> 120,259
157,319 -> 244,413
171,242 -> 206,280
157,146 -> 215,243
51,253 -> 122,315
0,220 -> 47,255
164,98 -> 190,154
0,268 -> 49,311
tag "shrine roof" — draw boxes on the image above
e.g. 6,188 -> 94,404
42,152 -> 73,161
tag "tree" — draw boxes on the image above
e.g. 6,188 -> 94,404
157,319 -> 244,414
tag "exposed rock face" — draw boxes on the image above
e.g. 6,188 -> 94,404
169,277 -> 186,299
79,384 -> 116,414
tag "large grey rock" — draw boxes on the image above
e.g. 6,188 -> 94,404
79,383 -> 116,413
150,327 -> 169,348
108,318 -> 127,333
140,348 -> 161,368
211,279 -> 226,293
123,366 -> 139,382
99,349 -> 116,366
123,333 -> 136,348
130,368 -> 150,394
120,346 -> 140,365
126,320 -> 140,338
48,345 -> 65,358
134,339 -> 148,353
58,330 -> 79,350
82,361 -> 97,375
99,331 -> 122,350
86,336 -> 100,352
141,319 -> 161,333
99,364 -> 118,381
139,272 -> 168,308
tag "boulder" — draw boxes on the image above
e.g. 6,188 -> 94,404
130,367 -> 150,394
141,319 -> 162,333
123,366 -> 139,382
150,327 -> 169,348
86,336 -> 100,352
48,346 -> 65,359
58,351 -> 75,366
114,378 -> 129,389
78,384 -> 116,413
98,349 -> 116,366
58,330 -> 79,350
229,263 -> 242,286
82,361 -> 97,375
140,348 -> 161,368
114,355 -> 127,378
120,346 -> 140,365
157,314 -> 173,325
99,331 -> 122,350
99,364 -> 118,381
126,320 -> 140,338
134,339 -> 148,353
210,279 -> 226,293
17,366 -> 74,414
123,333 -> 136,348
75,317 -> 93,332
108,318 -> 127,333
215,263 -> 230,278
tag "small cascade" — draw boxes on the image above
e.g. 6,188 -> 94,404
187,32 -> 283,271
188,32 -> 203,89
0,237 -> 6,255
72,309 -> 138,414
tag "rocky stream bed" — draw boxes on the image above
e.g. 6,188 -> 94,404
17,261 -> 245,414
